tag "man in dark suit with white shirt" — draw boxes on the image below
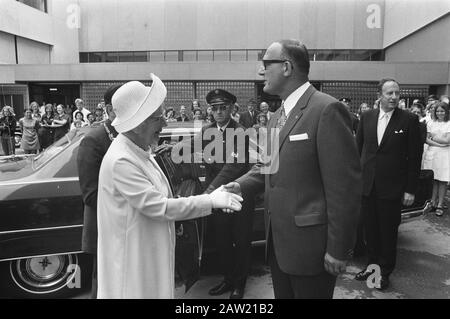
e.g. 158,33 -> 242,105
224,39 -> 362,299
355,78 -> 422,290
239,99 -> 258,128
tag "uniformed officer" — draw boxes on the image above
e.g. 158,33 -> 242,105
171,89 -> 255,299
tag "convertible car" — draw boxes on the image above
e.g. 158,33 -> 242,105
0,122 -> 428,298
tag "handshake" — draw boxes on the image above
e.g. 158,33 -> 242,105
208,182 -> 243,214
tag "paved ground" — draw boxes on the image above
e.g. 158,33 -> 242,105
72,208 -> 450,299
176,212 -> 450,299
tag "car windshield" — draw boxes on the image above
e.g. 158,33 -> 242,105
32,129 -> 81,170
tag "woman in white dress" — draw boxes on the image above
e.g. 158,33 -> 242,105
423,102 -> 450,216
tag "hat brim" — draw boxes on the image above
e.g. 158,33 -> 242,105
112,73 -> 167,133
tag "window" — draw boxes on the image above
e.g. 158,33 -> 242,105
164,51 -> 178,62
17,0 -> 47,12
134,52 -> 148,62
230,50 -> 247,61
88,52 -> 106,63
76,49 -> 385,63
197,51 -> 213,61
333,50 -> 350,61
350,50 -> 372,61
370,50 -> 385,61
79,53 -> 88,63
315,51 -> 334,61
182,51 -> 197,62
150,51 -> 164,62
105,52 -> 118,62
118,52 -> 134,62
213,50 -> 229,61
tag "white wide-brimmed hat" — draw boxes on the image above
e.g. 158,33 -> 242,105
111,73 -> 167,133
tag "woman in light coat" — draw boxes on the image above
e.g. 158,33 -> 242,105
97,75 -> 242,299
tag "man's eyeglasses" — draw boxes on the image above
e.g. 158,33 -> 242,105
211,105 -> 229,112
262,59 -> 291,70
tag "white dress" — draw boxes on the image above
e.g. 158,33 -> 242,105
97,134 -> 212,299
423,120 -> 450,182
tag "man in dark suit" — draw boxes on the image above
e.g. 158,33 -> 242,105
76,84 -> 121,298
239,99 -> 258,128
355,78 -> 422,290
171,89 -> 255,299
224,39 -> 362,299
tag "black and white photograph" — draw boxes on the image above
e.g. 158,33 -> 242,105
0,0 -> 449,304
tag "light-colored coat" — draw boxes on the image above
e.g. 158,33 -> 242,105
97,134 -> 212,299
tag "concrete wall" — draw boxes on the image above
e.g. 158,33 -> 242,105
0,0 -> 80,64
16,37 -> 50,64
383,0 -> 450,48
0,31 -> 16,64
385,15 -> 450,62
1,61 -> 448,85
78,0 -> 384,52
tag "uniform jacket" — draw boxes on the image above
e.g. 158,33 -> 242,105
356,108 -> 422,199
174,119 -> 251,193
237,85 -> 362,276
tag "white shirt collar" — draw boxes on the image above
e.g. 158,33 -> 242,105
217,120 -> 231,131
283,82 -> 311,117
378,108 -> 394,120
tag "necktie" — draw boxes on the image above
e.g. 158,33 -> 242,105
377,113 -> 389,145
276,103 -> 287,130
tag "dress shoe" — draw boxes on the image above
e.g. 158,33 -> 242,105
376,276 -> 390,291
209,281 -> 233,296
354,268 -> 374,281
229,287 -> 244,299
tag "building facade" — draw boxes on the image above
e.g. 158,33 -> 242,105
0,0 -> 449,116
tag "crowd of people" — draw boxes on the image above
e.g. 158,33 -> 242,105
162,99 -> 273,132
0,98 -> 109,155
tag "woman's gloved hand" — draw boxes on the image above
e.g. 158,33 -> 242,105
209,185 -> 243,212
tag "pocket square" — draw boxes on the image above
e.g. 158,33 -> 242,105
289,133 -> 309,141
394,129 -> 404,134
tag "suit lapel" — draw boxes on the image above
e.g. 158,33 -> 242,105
368,109 -> 380,145
278,85 -> 316,150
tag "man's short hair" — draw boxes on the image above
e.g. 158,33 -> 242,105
75,98 -> 83,104
104,84 -> 123,105
278,39 -> 310,75
377,78 -> 399,92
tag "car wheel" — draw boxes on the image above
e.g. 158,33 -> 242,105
0,253 -> 92,298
